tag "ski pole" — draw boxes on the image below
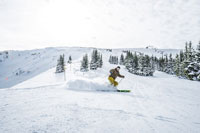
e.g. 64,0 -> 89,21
118,78 -> 123,84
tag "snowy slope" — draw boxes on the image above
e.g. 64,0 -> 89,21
1,53 -> 200,133
0,47 -> 179,88
0,47 -> 92,88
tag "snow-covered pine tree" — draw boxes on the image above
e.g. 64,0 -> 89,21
150,55 -> 156,73
183,42 -> 196,80
195,42 -> 200,81
120,54 -> 125,65
90,49 -> 103,70
131,52 -> 139,74
124,51 -> 154,76
109,55 -> 118,65
179,43 -> 190,78
126,53 -> 138,74
56,54 -> 65,73
174,54 -> 180,76
179,50 -> 185,77
158,56 -> 165,71
138,54 -> 146,75
90,49 -> 98,70
124,51 -> 133,71
99,54 -> 103,68
68,55 -> 72,64
195,41 -> 200,63
144,55 -> 154,76
163,54 -> 168,72
153,56 -> 159,70
184,42 -> 200,80
165,53 -> 174,74
109,55 -> 112,64
80,54 -> 89,72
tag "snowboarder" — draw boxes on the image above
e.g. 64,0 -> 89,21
108,66 -> 125,87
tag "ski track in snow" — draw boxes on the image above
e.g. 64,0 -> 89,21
0,48 -> 200,133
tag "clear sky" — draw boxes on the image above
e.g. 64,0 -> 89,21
0,0 -> 200,50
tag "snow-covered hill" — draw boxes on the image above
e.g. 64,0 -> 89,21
0,54 -> 200,132
0,47 -> 179,88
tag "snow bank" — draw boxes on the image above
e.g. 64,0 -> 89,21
66,79 -> 115,92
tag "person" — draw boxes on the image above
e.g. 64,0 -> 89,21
108,66 -> 125,87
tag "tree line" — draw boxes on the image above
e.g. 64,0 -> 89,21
80,49 -> 103,72
157,41 -> 200,81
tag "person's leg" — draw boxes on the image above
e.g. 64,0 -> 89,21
113,80 -> 118,87
108,77 -> 114,85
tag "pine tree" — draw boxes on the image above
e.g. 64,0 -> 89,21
124,51 -> 133,72
150,55 -> 156,73
90,49 -> 103,70
99,54 -> 103,68
164,53 -> 174,74
80,54 -> 89,71
179,50 -> 185,77
90,50 -> 98,70
195,41 -> 200,63
195,42 -> 200,80
109,55 -> 118,65
56,54 -> 65,73
183,42 -> 196,79
120,54 -> 125,65
158,56 -> 165,71
138,54 -> 145,75
68,55 -> 72,64
174,54 -> 180,76
109,56 -> 111,63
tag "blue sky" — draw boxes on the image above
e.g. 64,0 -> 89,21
0,0 -> 200,50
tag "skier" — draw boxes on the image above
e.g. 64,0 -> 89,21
108,66 -> 125,87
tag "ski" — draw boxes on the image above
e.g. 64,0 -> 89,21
117,89 -> 131,92
97,89 -> 131,92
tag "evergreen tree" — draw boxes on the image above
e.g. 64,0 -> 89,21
179,50 -> 185,77
90,50 -> 98,70
173,54 -> 179,76
90,49 -> 103,70
120,54 -> 125,65
194,42 -> 200,80
179,50 -> 184,62
68,55 -> 72,64
195,41 -> 200,63
109,55 -> 118,64
124,51 -> 154,76
158,56 -> 165,71
165,53 -> 174,74
80,54 -> 89,71
150,55 -> 156,72
56,54 -> 65,73
99,54 -> 103,68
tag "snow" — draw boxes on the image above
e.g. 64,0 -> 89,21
0,47 -> 180,89
1,49 -> 200,132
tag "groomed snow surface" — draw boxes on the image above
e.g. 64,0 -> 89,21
1,58 -> 200,133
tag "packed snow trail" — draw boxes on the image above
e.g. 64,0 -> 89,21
1,61 -> 200,132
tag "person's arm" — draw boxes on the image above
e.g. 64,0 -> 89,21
117,72 -> 125,78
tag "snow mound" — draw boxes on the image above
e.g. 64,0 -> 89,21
66,79 -> 115,92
